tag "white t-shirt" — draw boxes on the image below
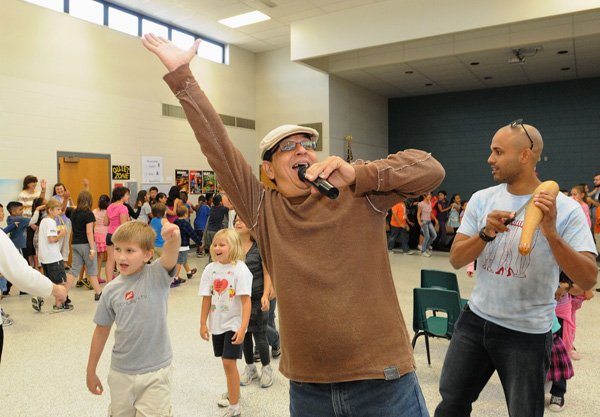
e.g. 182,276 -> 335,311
198,260 -> 252,335
38,217 -> 63,264
459,183 -> 598,333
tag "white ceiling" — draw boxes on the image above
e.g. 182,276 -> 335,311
109,0 -> 600,98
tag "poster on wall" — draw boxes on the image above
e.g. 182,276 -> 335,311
142,156 -> 163,183
111,165 -> 130,180
202,170 -> 216,194
189,170 -> 203,194
175,169 -> 189,193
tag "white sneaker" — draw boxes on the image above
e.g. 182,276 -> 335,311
222,407 -> 241,417
217,392 -> 230,408
240,365 -> 259,386
406,250 -> 415,255
421,251 -> 432,257
260,364 -> 273,388
548,395 -> 565,412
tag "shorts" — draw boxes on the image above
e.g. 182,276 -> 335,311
94,232 -> 107,253
176,250 -> 188,265
212,331 -> 243,360
42,260 -> 67,284
106,233 -> 114,247
71,243 -> 99,277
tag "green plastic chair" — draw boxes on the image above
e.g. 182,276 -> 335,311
412,287 -> 462,366
421,269 -> 468,309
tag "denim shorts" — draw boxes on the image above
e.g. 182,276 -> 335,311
176,249 -> 188,265
42,260 -> 67,284
212,331 -> 243,360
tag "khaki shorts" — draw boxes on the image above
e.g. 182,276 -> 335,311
108,365 -> 173,417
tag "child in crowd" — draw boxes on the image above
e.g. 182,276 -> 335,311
156,192 -> 168,205
417,192 -> 438,257
199,229 -> 252,417
135,190 -> 152,224
571,185 -> 591,227
6,201 -> 43,255
105,187 -> 130,282
234,216 -> 274,389
86,220 -> 180,416
150,203 -> 167,259
173,206 -> 200,286
194,195 -> 210,257
594,204 -> 600,255
148,186 -> 159,206
68,191 -> 102,301
93,195 -> 110,284
33,199 -> 73,312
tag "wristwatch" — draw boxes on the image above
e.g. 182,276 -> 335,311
479,227 -> 496,242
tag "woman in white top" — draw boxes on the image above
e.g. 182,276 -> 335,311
17,175 -> 46,217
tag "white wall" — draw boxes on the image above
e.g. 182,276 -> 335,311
329,76 -> 388,162
0,0 -> 256,190
255,47 -> 330,159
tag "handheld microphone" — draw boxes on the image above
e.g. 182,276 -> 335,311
298,165 -> 339,199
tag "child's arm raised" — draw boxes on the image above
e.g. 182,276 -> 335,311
159,219 -> 180,271
232,295 -> 250,345
86,325 -> 111,395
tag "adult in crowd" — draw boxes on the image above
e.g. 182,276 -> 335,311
435,120 -> 597,417
143,35 -> 444,417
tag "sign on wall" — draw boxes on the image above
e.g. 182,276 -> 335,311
142,156 -> 163,183
111,165 -> 131,180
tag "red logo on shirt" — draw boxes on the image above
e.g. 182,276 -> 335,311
125,291 -> 134,301
213,279 -> 229,295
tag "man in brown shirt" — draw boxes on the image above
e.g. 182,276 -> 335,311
143,34 -> 445,417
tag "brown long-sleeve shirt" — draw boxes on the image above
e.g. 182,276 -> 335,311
165,65 -> 445,383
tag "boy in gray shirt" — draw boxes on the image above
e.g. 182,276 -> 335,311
86,219 -> 180,417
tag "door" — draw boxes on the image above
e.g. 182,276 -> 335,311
57,152 -> 111,207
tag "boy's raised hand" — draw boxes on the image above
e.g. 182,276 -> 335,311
161,218 -> 180,242
142,33 -> 201,73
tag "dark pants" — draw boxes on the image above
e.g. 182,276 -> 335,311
0,324 -> 3,363
266,298 -> 280,349
243,331 -> 270,366
290,372 -> 429,417
435,307 -> 552,417
387,227 -> 409,251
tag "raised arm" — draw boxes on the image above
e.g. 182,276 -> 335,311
142,34 -> 263,230
159,219 -> 180,271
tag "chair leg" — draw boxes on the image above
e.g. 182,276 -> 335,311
411,332 -> 422,348
425,334 -> 431,367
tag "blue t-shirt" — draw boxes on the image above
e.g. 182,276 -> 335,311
194,204 -> 210,231
459,183 -> 597,334
149,217 -> 164,248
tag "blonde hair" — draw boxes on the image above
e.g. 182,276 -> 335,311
176,205 -> 188,217
210,229 -> 244,264
111,221 -> 156,251
45,199 -> 61,210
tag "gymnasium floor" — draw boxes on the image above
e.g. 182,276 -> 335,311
1,251 -> 598,417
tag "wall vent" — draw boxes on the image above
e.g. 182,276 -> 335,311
163,103 -> 255,130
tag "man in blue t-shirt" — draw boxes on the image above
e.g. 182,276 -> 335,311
435,121 -> 598,417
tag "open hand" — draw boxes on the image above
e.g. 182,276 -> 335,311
142,33 -> 201,72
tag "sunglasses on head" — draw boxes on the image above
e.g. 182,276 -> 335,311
509,119 -> 533,150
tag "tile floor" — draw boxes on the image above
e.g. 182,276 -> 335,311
0,251 -> 598,417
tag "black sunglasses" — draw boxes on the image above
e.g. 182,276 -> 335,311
510,119 -> 533,150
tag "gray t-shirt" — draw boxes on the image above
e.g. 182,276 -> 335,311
94,260 -> 176,374
137,202 -> 152,224
459,183 -> 598,333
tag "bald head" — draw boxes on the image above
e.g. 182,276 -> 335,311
497,122 -> 544,162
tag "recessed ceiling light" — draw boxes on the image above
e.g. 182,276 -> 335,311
470,62 -> 480,66
424,83 -> 433,86
484,76 -> 493,80
405,70 -> 414,74
218,11 -> 270,28
557,50 -> 569,54
561,67 -> 571,71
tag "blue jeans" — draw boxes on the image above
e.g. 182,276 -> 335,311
388,226 -> 410,252
266,298 -> 280,349
434,307 -> 552,417
421,220 -> 437,252
290,372 -> 429,417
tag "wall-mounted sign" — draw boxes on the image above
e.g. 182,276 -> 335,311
142,156 -> 163,183
112,165 -> 131,180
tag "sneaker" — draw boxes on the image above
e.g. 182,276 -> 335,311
63,303 -> 74,311
52,305 -> 66,313
421,251 -> 431,257
240,365 -> 259,386
76,279 -> 84,288
170,279 -> 181,288
222,408 -> 241,417
32,297 -> 44,312
82,278 -> 93,290
94,292 -> 102,301
98,277 -> 106,284
271,346 -> 281,359
549,395 -> 565,412
187,268 -> 198,279
406,250 -> 415,255
1,308 -> 10,319
2,316 -> 14,327
260,364 -> 273,388
217,392 -> 230,408
178,277 -> 187,283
